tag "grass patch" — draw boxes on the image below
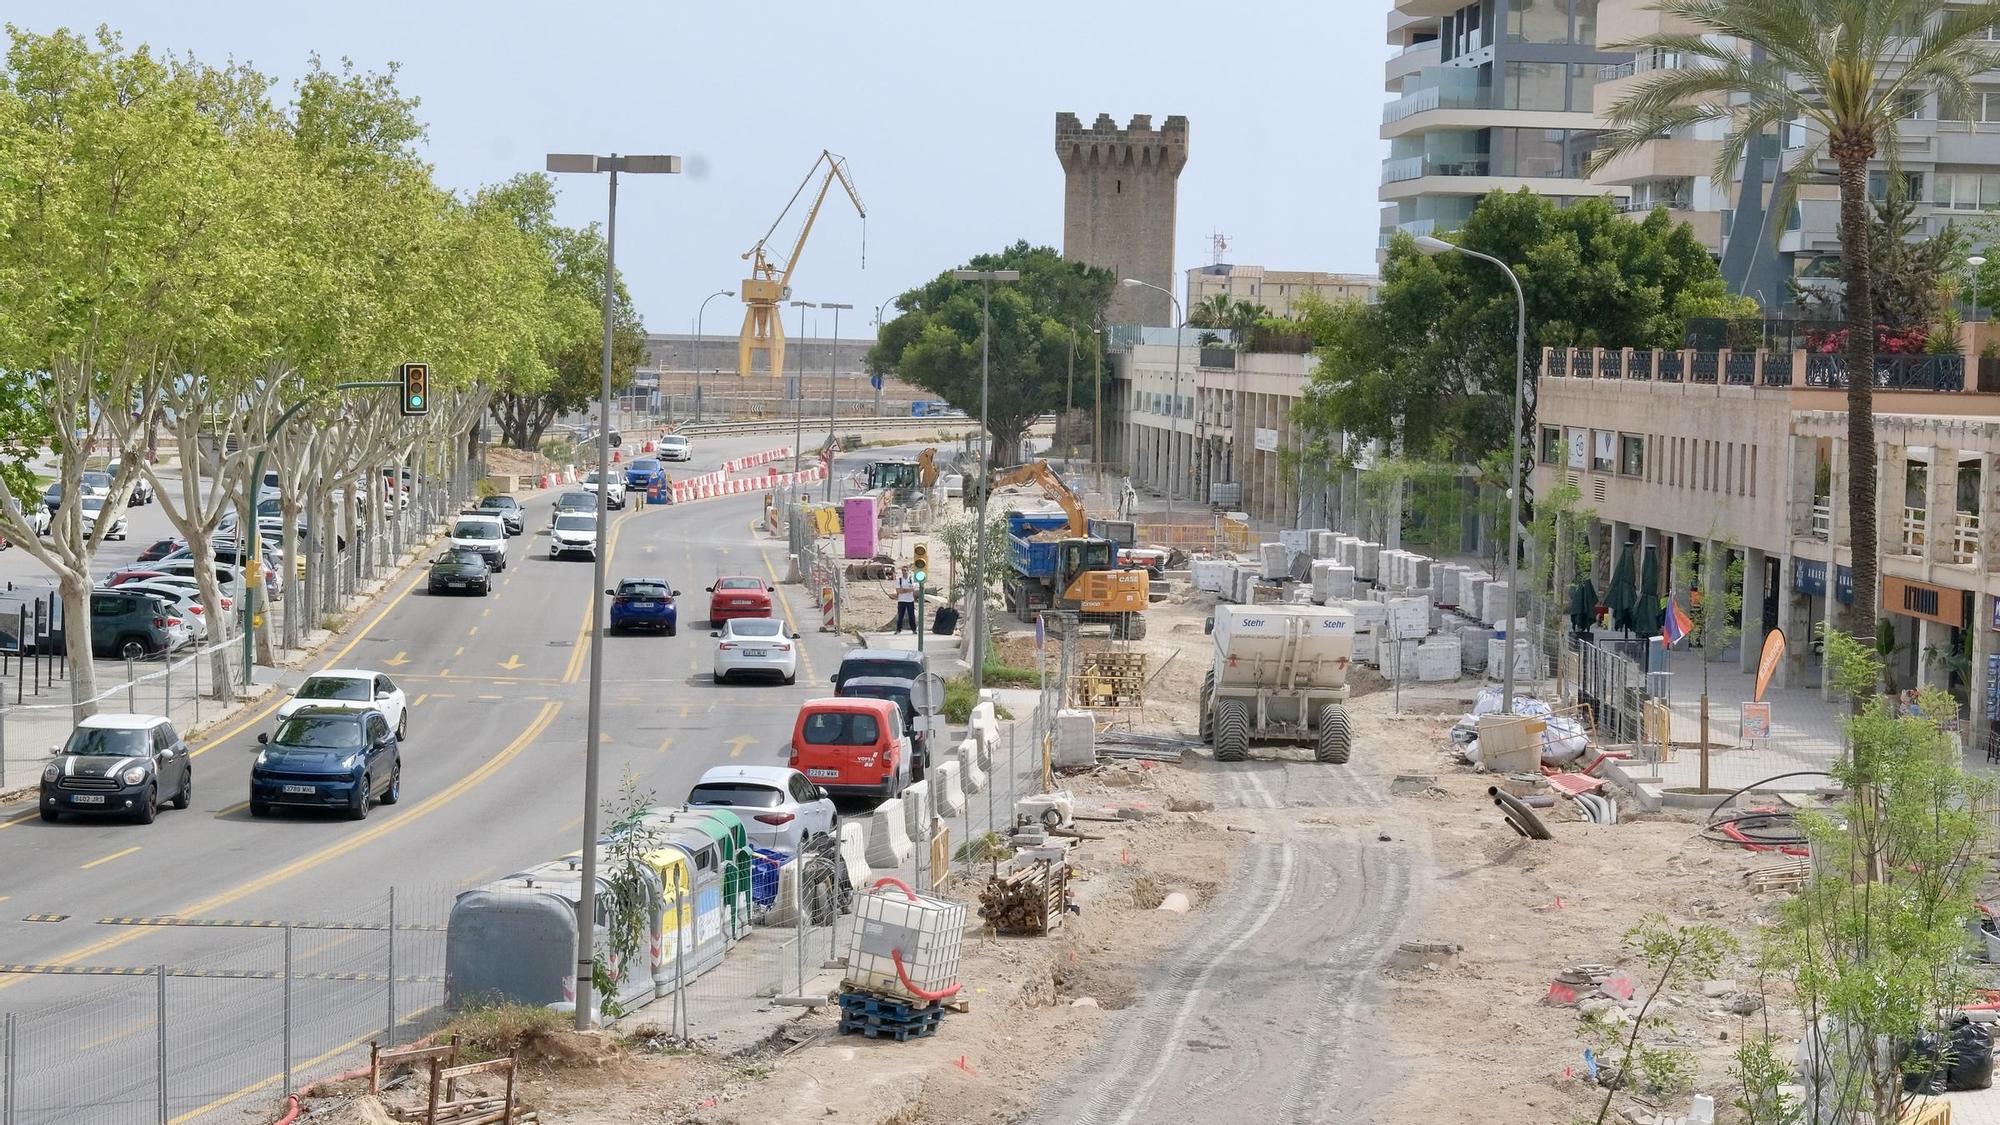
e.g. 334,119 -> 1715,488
982,660 -> 1038,687
436,1002 -> 607,1066
943,674 -> 1019,723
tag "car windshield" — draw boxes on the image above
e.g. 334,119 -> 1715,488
296,676 -> 368,702
662,437 -> 688,447
452,521 -> 500,539
801,711 -> 880,746
629,460 -> 660,472
557,493 -> 590,510
620,582 -> 669,598
480,497 -> 517,511
63,727 -> 151,756
272,715 -> 364,749
80,496 -> 106,513
730,619 -> 783,637
688,783 -> 783,808
554,514 -> 596,532
841,658 -> 918,681
717,578 -> 762,591
81,472 -> 111,489
585,472 -> 611,485
439,549 -> 485,566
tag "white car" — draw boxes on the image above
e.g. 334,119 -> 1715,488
121,573 -> 234,613
107,461 -> 154,505
448,512 -> 508,572
581,471 -> 627,510
657,434 -> 693,463
77,495 -> 128,540
550,512 -> 599,560
685,765 -> 836,854
712,617 -> 799,684
119,582 -> 217,642
277,668 -> 408,739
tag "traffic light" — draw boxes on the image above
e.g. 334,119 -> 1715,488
399,362 -> 430,416
912,545 -> 929,586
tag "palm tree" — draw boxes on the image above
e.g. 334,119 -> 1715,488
1593,0 -> 2000,644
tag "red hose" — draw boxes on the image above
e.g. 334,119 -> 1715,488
271,1095 -> 301,1125
868,877 -> 963,1000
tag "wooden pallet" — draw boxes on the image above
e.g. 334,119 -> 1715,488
1745,858 -> 1812,892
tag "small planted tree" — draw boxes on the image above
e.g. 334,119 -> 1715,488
1670,539 -> 1745,791
1584,913 -> 1736,1125
592,772 -> 664,1020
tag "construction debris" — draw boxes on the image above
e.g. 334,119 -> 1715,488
1094,730 -> 1195,762
978,859 -> 1070,936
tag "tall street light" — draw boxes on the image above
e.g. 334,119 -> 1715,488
544,150 -> 680,1030
1970,255 -> 1988,323
872,298 -> 898,418
1414,233 -> 1526,715
822,302 -> 853,501
693,289 -> 734,422
790,300 -> 817,473
948,268 -> 1019,692
1120,278 -> 1186,516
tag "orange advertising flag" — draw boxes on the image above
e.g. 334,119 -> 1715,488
1754,629 -> 1787,702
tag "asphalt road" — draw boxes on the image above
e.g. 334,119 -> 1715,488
0,433 -> 905,1123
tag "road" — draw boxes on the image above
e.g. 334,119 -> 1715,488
0,433 -> 914,1124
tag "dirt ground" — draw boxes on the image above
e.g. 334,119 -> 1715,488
297,588 -> 1801,1124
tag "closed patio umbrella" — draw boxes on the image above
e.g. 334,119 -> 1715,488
1630,546 -> 1662,638
1568,576 -> 1599,636
1606,543 -> 1638,634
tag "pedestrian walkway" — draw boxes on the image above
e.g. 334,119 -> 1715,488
1644,643 -> 1847,794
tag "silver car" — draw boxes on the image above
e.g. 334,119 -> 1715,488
686,765 -> 836,855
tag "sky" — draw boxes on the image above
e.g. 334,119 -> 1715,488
13,1 -> 1388,340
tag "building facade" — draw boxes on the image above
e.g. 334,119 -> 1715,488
1184,264 -> 1380,318
1381,0 -> 1630,253
1533,345 -> 2000,741
1056,112 -> 1189,328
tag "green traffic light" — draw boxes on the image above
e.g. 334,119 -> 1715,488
914,570 -> 926,585
410,395 -> 424,408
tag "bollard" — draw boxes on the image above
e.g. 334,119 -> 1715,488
156,965 -> 168,1125
126,656 -> 136,712
282,925 -> 294,1095
164,651 -> 171,717
386,889 -> 397,1045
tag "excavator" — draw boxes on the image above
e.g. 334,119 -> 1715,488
739,150 -> 867,378
988,460 -> 1148,639
863,447 -> 938,506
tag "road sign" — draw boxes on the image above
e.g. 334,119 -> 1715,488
912,671 -> 946,717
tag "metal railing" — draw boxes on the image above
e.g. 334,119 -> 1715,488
1955,510 -> 1980,564
1811,501 -> 1832,540
1903,505 -> 1928,554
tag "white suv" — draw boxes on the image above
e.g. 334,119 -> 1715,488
549,512 -> 599,560
582,471 -> 627,510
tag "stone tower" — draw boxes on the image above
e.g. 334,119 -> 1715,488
1056,112 -> 1189,327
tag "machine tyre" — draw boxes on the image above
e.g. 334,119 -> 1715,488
1198,671 -> 1215,744
1214,699 -> 1250,763
1315,703 -> 1352,765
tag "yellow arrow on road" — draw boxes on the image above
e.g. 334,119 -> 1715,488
383,652 -> 410,667
726,735 -> 755,758
498,654 -> 524,671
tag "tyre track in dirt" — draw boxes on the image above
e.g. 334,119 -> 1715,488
1028,754 -> 1416,1124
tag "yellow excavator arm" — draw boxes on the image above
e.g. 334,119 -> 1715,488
990,459 -> 1086,537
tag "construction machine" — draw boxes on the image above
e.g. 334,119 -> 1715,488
862,447 -> 939,506
987,461 -> 1148,638
1199,605 -> 1355,763
738,151 -> 867,377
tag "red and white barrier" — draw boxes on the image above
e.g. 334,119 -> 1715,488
663,465 -> 824,507
722,445 -> 792,473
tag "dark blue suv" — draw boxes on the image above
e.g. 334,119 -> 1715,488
607,577 -> 680,635
250,707 -> 402,820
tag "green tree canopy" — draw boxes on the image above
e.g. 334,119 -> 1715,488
1296,190 -> 1743,461
869,241 -> 1112,466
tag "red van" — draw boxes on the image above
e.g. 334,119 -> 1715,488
788,698 -> 911,800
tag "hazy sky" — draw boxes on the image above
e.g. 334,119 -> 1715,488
13,2 -> 1388,338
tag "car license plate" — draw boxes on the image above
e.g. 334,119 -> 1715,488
282,784 -> 316,795
807,769 -> 839,780
448,580 -> 464,587
70,794 -> 105,805
744,649 -> 767,658
732,599 -> 753,607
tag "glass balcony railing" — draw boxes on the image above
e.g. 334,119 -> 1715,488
1383,85 -> 1495,124
1381,154 -> 1493,183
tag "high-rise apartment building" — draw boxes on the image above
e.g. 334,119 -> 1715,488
1380,0 -> 1631,255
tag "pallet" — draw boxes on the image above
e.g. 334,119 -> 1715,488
839,992 -> 942,1021
839,1015 -> 942,1041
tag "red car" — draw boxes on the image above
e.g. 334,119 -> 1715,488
104,568 -> 170,588
705,575 -> 774,627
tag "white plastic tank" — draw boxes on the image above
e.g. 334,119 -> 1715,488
844,880 -> 967,1000
1212,605 -> 1355,689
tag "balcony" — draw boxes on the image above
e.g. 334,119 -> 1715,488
1385,40 -> 1441,85
1381,154 -> 1492,184
1539,346 -> 1968,392
1803,353 -> 1967,391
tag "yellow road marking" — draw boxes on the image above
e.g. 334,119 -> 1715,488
563,508 -> 646,683
383,651 -> 410,667
82,1019 -> 152,1051
81,846 -> 141,870
481,607 -> 491,618
320,576 -> 424,667
498,654 -> 523,671
467,626 -> 478,637
213,801 -> 248,819
410,693 -> 428,708
452,646 -> 465,658
560,812 -> 583,834
189,694 -> 288,761
726,735 -> 754,759
168,1010 -> 435,1124
0,810 -> 40,834
752,518 -> 818,684
0,704 -> 561,993
655,735 -> 674,754
438,667 -> 451,677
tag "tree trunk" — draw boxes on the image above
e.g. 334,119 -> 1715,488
1836,145 -> 1879,645
59,570 -> 98,720
989,416 -> 1030,469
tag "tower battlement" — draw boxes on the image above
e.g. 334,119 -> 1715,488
1055,113 -> 1189,175
1054,112 -> 1188,327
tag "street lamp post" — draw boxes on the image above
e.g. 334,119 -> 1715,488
822,303 -> 853,501
694,289 -> 734,423
1970,255 -> 1988,323
1413,233 -> 1526,716
873,299 -> 898,418
948,268 -> 1020,693
790,301 -> 817,474
1120,279 -> 1186,516
544,150 -> 680,1030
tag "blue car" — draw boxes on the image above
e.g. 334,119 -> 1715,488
250,707 -> 402,820
624,458 -> 667,495
608,577 -> 680,635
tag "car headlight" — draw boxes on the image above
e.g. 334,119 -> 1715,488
42,763 -> 58,783
339,753 -> 362,770
121,766 -> 147,786
255,750 -> 269,767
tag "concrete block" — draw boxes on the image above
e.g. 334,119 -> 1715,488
1278,528 -> 1312,555
865,797 -> 914,869
1355,541 -> 1381,582
1416,637 -> 1460,682
836,822 -> 874,891
902,783 -> 931,840
958,738 -> 988,793
1387,595 -> 1431,640
932,761 -> 967,817
1259,543 -> 1288,581
1409,556 -> 1432,589
1351,629 -> 1376,664
969,703 -> 998,768
1190,556 -> 1232,592
1054,709 -> 1096,769
1313,531 -> 1339,559
765,861 -> 800,926
1481,581 -> 1513,627
1336,538 -> 1359,569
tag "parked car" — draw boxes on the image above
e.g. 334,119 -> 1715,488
787,697 -> 911,800
107,461 -> 153,505
88,589 -> 176,659
830,647 -> 927,691
623,458 -> 668,495
607,577 -> 679,635
428,548 -> 491,596
117,582 -> 215,642
712,617 -> 798,684
685,765 -> 836,854
658,434 -> 693,463
477,494 -> 524,536
705,576 -> 774,627
837,675 -> 931,778
136,537 -> 184,563
77,495 -> 128,541
39,713 -> 192,823
448,512 -> 507,571
549,512 -> 599,560
277,669 -> 407,738
581,471 -> 627,511
250,707 -> 402,820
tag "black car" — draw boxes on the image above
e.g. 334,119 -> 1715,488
40,714 -> 192,823
428,548 -> 491,596
250,707 -> 402,819
551,490 -> 594,525
830,648 -> 927,691
478,494 -> 524,536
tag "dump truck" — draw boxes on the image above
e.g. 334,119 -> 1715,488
1200,605 -> 1354,763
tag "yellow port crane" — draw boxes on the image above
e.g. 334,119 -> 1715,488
738,149 -> 867,378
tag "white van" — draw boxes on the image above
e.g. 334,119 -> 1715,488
449,512 -> 508,572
